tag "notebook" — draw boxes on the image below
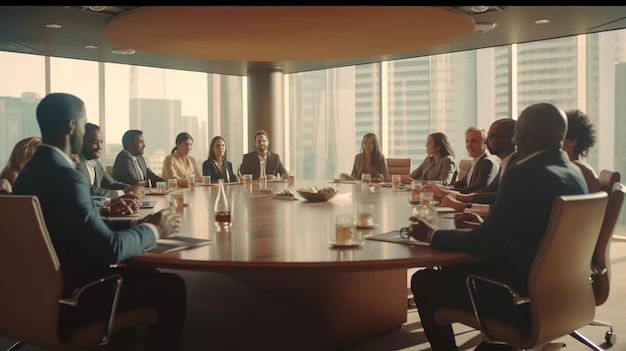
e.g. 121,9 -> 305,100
149,236 -> 213,254
366,230 -> 430,246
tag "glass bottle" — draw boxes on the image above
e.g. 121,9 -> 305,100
259,160 -> 267,190
412,191 -> 438,228
214,179 -> 231,228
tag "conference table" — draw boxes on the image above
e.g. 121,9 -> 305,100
128,179 -> 482,350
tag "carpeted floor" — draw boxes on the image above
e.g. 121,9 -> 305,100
2,237 -> 624,351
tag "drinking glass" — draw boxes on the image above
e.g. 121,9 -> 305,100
335,214 -> 355,245
361,173 -> 371,190
203,175 -> 212,185
357,204 -> 375,227
410,180 -> 422,203
156,181 -> 166,194
167,178 -> 177,191
391,174 -> 402,190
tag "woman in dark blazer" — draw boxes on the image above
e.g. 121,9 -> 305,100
202,136 -> 238,183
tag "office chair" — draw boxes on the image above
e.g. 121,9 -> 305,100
456,159 -> 472,182
569,180 -> 624,350
434,191 -> 608,350
0,195 -> 158,351
386,158 -> 411,176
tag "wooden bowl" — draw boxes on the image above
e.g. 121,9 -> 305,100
296,189 -> 338,202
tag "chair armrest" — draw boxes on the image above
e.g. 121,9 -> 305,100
59,274 -> 123,346
465,274 -> 530,342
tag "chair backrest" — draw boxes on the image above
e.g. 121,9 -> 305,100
456,159 -> 472,181
524,192 -> 607,348
386,158 -> 411,176
105,165 -> 113,176
591,182 -> 625,306
598,169 -> 621,193
0,195 -> 64,348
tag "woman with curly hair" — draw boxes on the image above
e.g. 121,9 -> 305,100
563,109 -> 601,192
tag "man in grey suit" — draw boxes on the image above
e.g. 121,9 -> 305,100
112,129 -> 164,187
12,93 -> 187,351
239,129 -> 288,180
77,123 -> 144,200
408,103 -> 588,351
450,126 -> 500,194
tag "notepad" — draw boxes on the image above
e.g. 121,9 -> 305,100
149,236 -> 213,254
366,230 -> 430,246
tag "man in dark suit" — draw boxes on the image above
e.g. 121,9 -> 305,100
112,129 -> 164,187
77,123 -> 144,200
239,129 -> 288,180
450,126 -> 499,194
12,93 -> 187,351
408,103 -> 588,351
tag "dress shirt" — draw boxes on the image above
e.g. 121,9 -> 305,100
134,156 -> 145,181
466,153 -> 485,187
85,159 -> 97,185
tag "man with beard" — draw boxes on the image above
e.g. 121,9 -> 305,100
113,129 -> 165,187
239,129 -> 288,180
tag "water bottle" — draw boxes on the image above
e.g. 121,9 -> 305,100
412,191 -> 438,228
214,179 -> 231,228
259,160 -> 268,190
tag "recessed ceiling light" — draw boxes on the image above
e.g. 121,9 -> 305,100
84,45 -> 98,50
470,6 -> 489,13
111,48 -> 136,55
88,6 -> 106,12
534,19 -> 550,25
475,22 -> 497,33
46,23 -> 62,29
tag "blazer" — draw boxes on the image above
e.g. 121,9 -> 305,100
431,149 -> 587,295
202,158 -> 237,183
76,154 -> 130,198
350,153 -> 389,179
112,149 -> 164,187
451,152 -> 499,194
239,151 -> 287,180
12,145 -> 157,293
472,151 -> 520,204
409,155 -> 456,184
161,152 -> 203,182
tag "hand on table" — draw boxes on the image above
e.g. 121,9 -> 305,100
421,183 -> 449,199
107,196 -> 136,216
125,183 -> 145,198
453,212 -> 483,229
440,195 -> 467,212
405,216 -> 436,242
141,208 -> 182,238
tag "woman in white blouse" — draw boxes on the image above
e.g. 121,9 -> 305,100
162,132 -> 203,188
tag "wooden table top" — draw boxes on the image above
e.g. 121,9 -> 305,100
129,180 -> 481,273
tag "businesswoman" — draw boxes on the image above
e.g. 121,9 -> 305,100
162,132 -> 202,188
202,136 -> 238,183
402,132 -> 456,185
341,132 -> 389,182
0,136 -> 41,185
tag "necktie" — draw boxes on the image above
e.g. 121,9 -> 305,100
134,156 -> 145,181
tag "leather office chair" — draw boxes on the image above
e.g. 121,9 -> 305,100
386,158 -> 411,176
569,180 -> 624,350
456,159 -> 472,182
105,165 -> 113,176
0,195 -> 158,351
434,191 -> 608,350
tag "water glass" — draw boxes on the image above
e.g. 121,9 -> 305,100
357,204 -> 375,227
361,173 -> 371,190
187,175 -> 196,191
156,181 -> 166,194
203,175 -> 212,185
391,174 -> 402,190
335,214 -> 355,245
243,174 -> 253,184
167,178 -> 177,191
410,180 -> 422,202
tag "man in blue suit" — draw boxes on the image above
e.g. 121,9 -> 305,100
12,93 -> 187,351
408,103 -> 588,351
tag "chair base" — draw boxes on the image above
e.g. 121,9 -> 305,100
5,341 -> 23,351
569,330 -> 604,351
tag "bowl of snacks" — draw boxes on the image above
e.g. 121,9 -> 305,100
296,186 -> 339,202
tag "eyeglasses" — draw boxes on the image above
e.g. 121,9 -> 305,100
487,133 -> 511,139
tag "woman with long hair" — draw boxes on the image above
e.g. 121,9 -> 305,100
0,136 -> 42,184
202,136 -> 238,183
341,132 -> 389,182
402,132 -> 456,184
162,132 -> 203,188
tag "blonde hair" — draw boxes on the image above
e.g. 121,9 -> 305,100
6,136 -> 41,171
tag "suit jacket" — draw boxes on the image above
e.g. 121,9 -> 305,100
202,158 -> 237,182
431,149 -> 587,295
410,155 -> 455,184
451,152 -> 499,194
472,151 -> 520,204
161,152 -> 203,182
76,154 -> 130,198
112,149 -> 164,187
350,153 -> 389,179
12,145 -> 157,293
239,151 -> 287,180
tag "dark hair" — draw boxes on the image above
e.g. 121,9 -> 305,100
36,93 -> 84,140
84,122 -> 100,134
122,130 -> 143,150
208,136 -> 228,162
565,109 -> 596,157
254,129 -> 269,141
171,132 -> 193,154
429,132 -> 455,158
361,132 -> 383,165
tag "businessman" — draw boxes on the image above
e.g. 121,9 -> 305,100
239,129 -> 288,180
112,129 -> 165,187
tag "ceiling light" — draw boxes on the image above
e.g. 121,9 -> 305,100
534,19 -> 550,25
470,6 -> 489,13
111,48 -> 135,55
46,23 -> 62,29
88,6 -> 106,12
475,22 -> 497,33
84,45 -> 98,49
